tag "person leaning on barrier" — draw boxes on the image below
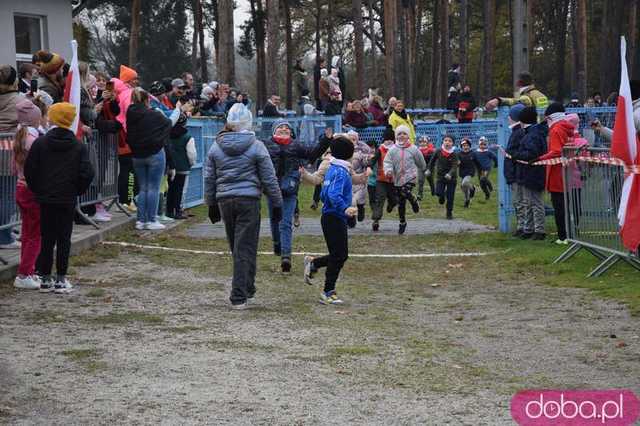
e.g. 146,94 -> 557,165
503,104 -> 527,238
204,103 -> 283,310
592,80 -> 640,142
484,72 -> 549,112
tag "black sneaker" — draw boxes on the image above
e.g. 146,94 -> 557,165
357,205 -> 365,222
410,198 -> 420,213
281,257 -> 292,273
39,279 -> 54,293
470,187 -> 476,199
512,229 -> 524,238
464,200 -> 470,208
438,196 -> 445,205
485,193 -> 490,200
347,216 -> 356,228
372,221 -> 380,232
398,222 -> 407,235
531,232 -> 546,240
446,211 -> 453,220
273,243 -> 281,256
310,201 -> 318,210
386,202 -> 396,213
416,195 -> 422,201
520,233 -> 533,240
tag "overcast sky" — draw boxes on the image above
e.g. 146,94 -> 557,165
233,0 -> 251,40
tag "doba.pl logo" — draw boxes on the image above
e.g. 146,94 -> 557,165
511,390 -> 640,425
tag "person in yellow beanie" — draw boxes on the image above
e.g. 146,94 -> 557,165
24,102 -> 95,294
32,50 -> 65,103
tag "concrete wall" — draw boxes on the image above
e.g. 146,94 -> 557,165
0,0 -> 73,67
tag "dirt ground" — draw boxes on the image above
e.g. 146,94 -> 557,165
1,223 -> 639,425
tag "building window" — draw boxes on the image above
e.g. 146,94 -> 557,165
14,14 -> 46,61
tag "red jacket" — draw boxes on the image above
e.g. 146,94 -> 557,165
538,115 -> 578,193
376,144 -> 393,183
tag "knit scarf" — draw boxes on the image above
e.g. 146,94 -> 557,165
273,135 -> 291,145
441,146 -> 455,158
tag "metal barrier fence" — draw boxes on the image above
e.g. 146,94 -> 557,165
1,133 -> 18,264
497,106 -> 617,233
183,115 -> 343,208
553,146 -> 640,276
353,120 -> 499,148
76,130 -> 129,228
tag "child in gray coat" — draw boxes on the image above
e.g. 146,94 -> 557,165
383,125 -> 426,234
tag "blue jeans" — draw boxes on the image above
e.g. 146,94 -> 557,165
132,150 -> 166,223
0,177 -> 17,244
268,194 -> 297,257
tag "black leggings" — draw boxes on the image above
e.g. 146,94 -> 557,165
167,174 -> 187,217
550,191 -> 567,240
36,203 -> 75,278
312,214 -> 349,294
118,155 -> 139,205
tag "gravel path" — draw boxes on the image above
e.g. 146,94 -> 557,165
1,240 -> 638,424
186,217 -> 492,239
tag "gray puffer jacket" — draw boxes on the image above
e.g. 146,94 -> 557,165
383,142 -> 427,187
204,131 -> 283,207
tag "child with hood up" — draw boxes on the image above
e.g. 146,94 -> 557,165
383,125 -> 426,234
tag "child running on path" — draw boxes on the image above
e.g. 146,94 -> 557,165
458,138 -> 477,208
369,127 -> 398,231
12,100 -> 43,290
303,136 -> 357,305
24,102 -> 95,293
383,125 -> 426,234
475,136 -> 498,199
417,136 -> 436,200
427,135 -> 460,220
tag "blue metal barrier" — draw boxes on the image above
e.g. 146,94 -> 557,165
183,115 -> 343,208
496,106 -> 617,233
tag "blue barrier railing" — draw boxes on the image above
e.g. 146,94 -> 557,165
496,106 -> 617,233
183,115 -> 343,208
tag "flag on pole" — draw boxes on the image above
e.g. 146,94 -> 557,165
611,36 -> 640,252
63,39 -> 82,138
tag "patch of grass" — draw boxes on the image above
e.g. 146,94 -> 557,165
87,311 -> 165,326
72,243 -> 122,267
86,288 -> 106,298
23,310 -> 66,324
60,348 -> 97,361
60,348 -> 107,373
162,325 -> 201,334
332,345 -> 376,356
204,338 -> 279,352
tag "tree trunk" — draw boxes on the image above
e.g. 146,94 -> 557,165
128,0 -> 141,67
251,0 -> 267,107
217,0 -> 235,85
327,0 -> 335,74
480,0 -> 496,101
353,0 -> 365,98
398,2 -> 407,99
629,0 -> 638,75
383,0 -> 397,98
266,0 -> 280,96
284,0 -> 293,109
574,0 -> 587,100
437,0 -> 449,106
197,0 -> 208,80
459,0 -> 468,84
555,1 -> 568,100
429,0 -> 439,106
315,0 -> 322,101
367,0 -> 376,86
406,0 -> 417,106
191,0 -> 199,75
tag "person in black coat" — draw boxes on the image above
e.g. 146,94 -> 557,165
262,95 -> 285,118
510,106 -> 547,240
126,88 -> 173,230
24,102 -> 95,293
503,104 -> 526,237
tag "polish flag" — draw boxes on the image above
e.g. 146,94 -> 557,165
611,36 -> 640,252
63,39 -> 83,138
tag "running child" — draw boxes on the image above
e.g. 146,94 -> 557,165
369,127 -> 397,231
417,135 -> 436,200
475,136 -> 498,199
458,138 -> 477,208
383,125 -> 426,234
427,135 -> 460,220
303,136 -> 357,305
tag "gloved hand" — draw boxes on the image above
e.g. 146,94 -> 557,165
444,173 -> 452,181
208,204 -> 221,224
272,206 -> 283,223
425,170 -> 432,177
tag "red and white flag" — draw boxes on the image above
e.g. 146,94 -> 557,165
611,36 -> 640,252
63,39 -> 82,138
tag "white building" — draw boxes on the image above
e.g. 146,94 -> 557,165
0,0 -> 86,69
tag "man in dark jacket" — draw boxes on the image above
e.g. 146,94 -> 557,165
511,106 -> 547,240
204,104 -> 283,310
262,95 -> 285,118
24,103 -> 95,293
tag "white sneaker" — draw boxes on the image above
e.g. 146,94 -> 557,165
54,279 -> 74,294
0,241 -> 21,249
319,291 -> 343,305
303,256 -> 315,285
157,215 -> 174,223
14,276 -> 40,290
145,221 -> 166,230
231,302 -> 249,310
91,213 -> 112,222
135,221 -> 145,230
555,239 -> 569,245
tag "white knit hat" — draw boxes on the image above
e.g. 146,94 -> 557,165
395,125 -> 411,137
226,103 -> 253,131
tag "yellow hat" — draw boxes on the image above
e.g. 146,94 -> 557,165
48,102 -> 76,130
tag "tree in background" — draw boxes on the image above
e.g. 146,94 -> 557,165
218,0 -> 235,85
266,0 -> 280,97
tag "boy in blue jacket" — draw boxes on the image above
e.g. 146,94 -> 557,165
303,136 -> 357,305
474,136 -> 498,199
